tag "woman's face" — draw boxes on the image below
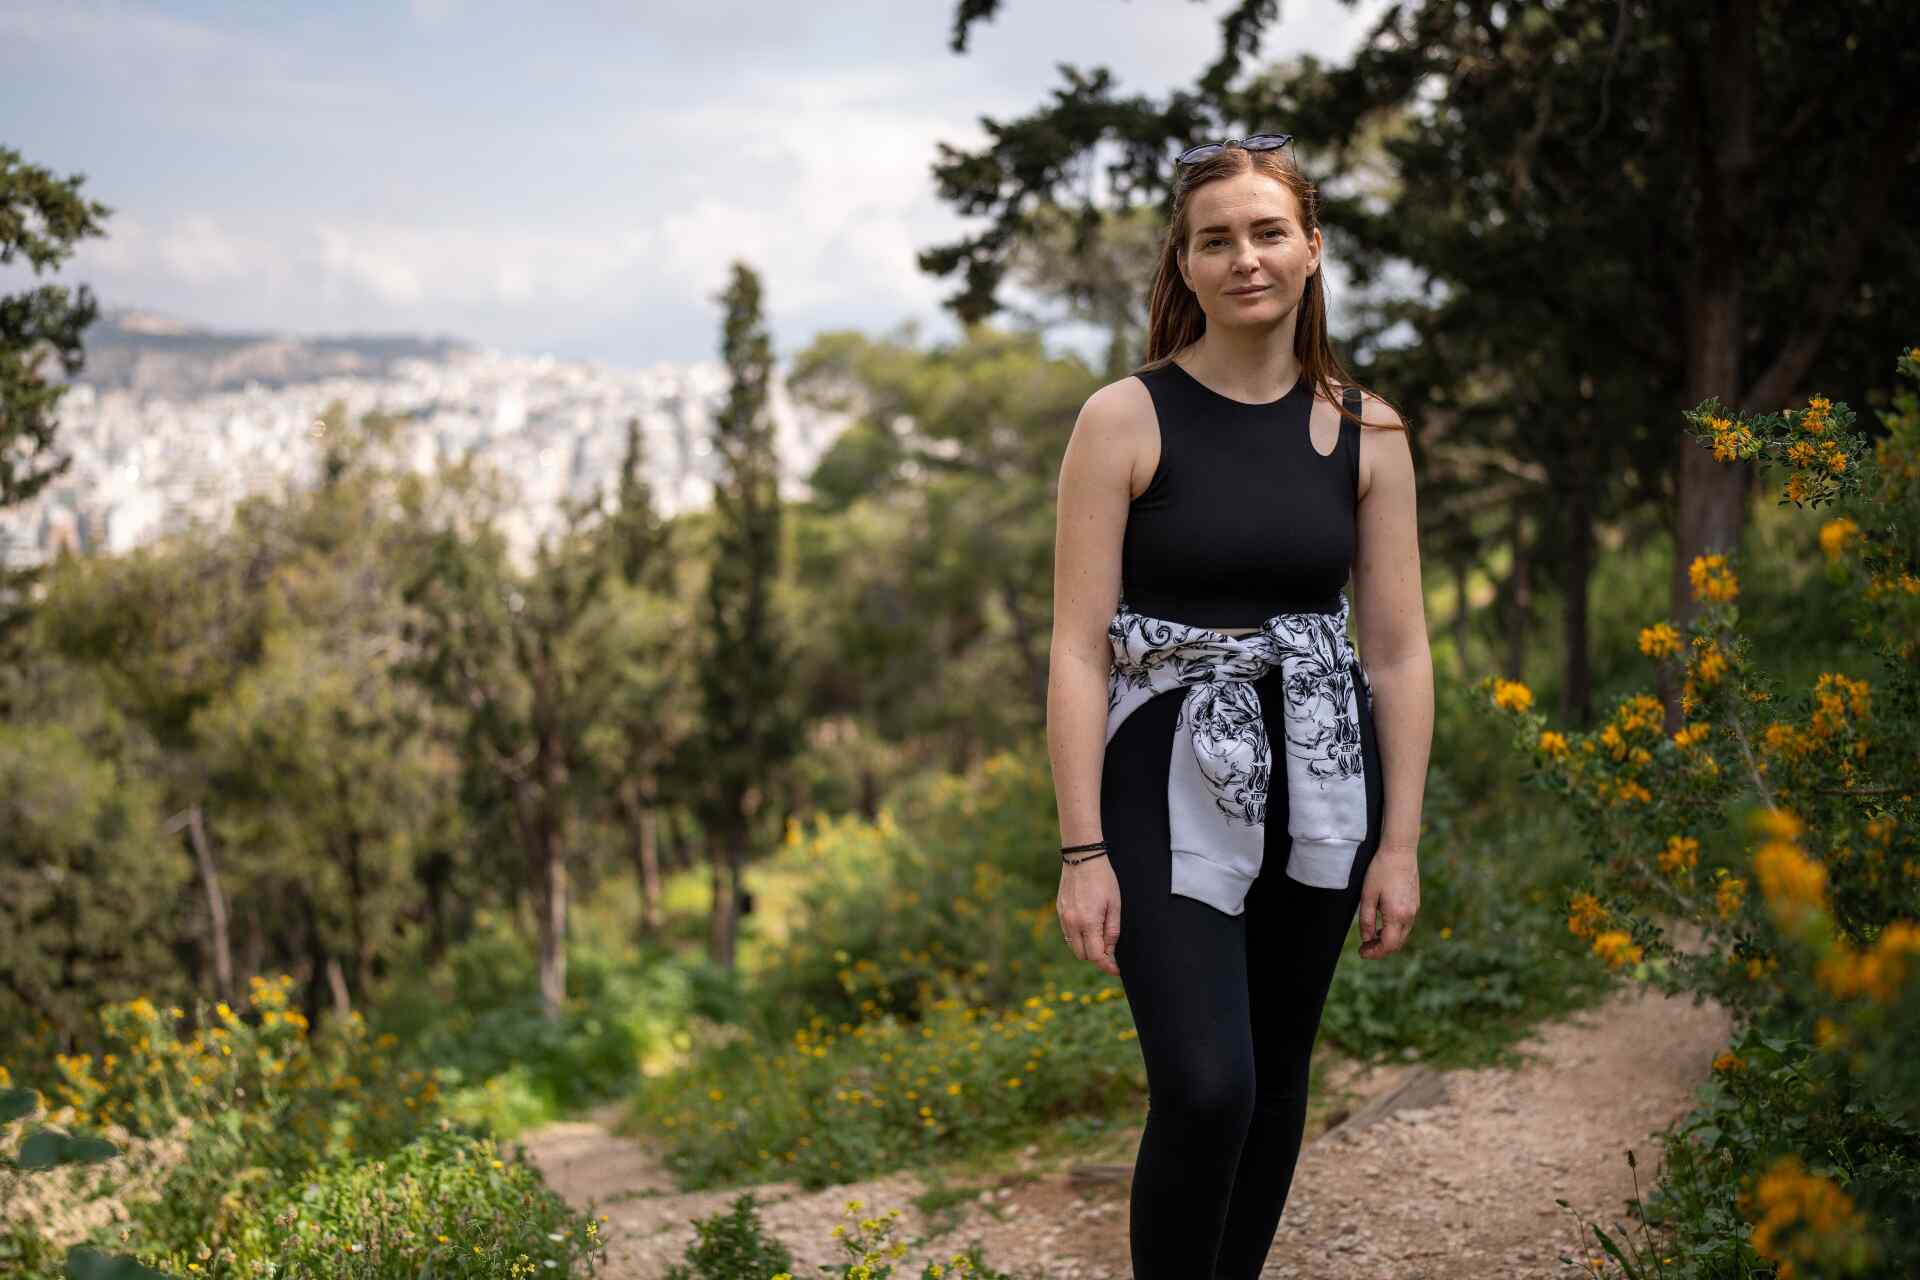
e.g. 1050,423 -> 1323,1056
1176,169 -> 1321,332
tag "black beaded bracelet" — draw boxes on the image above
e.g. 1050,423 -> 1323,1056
1062,848 -> 1109,865
1061,838 -> 1109,853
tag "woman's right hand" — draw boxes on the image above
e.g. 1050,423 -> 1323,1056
1057,858 -> 1122,977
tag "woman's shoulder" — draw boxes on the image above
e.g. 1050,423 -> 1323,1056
1324,380 -> 1404,430
1078,369 -> 1159,429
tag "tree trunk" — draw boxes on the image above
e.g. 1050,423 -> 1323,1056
241,909 -> 265,994
538,839 -> 568,1016
1666,0 -> 1758,733
708,829 -> 740,975
1503,504 -> 1531,682
620,777 -> 665,938
510,779 -> 569,1020
1559,436 -> 1595,729
325,954 -> 353,1020
180,805 -> 234,1007
1001,574 -> 1048,719
1451,553 -> 1472,681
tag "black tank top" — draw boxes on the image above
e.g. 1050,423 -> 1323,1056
1120,359 -> 1361,629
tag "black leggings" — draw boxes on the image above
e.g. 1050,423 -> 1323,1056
1100,660 -> 1384,1280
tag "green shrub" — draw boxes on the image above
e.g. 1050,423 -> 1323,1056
743,746 -> 1065,1045
368,910 -> 701,1137
661,1192 -> 794,1280
0,973 -> 606,1277
662,1192 -> 1017,1280
633,966 -> 1139,1190
1322,700 -> 1620,1070
166,1119 -> 605,1278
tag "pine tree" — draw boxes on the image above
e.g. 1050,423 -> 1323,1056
691,263 -> 803,973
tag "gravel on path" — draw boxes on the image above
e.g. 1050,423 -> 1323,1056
522,978 -> 1733,1279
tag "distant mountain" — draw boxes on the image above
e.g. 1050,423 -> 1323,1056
67,308 -> 474,396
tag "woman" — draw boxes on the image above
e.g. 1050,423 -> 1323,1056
1045,133 -> 1434,1278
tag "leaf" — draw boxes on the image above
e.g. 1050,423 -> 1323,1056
0,1085 -> 37,1124
1591,1224 -> 1645,1280
64,1247 -> 173,1280
17,1127 -> 121,1170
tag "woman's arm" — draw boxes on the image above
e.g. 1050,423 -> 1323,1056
1351,394 -> 1434,857
1351,394 -> 1433,961
1047,379 -> 1143,847
1048,379 -> 1148,977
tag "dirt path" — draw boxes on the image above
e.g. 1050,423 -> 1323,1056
521,979 -> 1733,1279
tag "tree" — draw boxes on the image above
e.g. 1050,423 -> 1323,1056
686,263 -> 804,974
580,418 -> 695,942
929,0 -> 1920,727
0,145 -> 110,654
394,467 -> 624,1019
787,324 -> 1097,758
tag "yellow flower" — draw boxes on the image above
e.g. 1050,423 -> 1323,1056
1742,1154 -> 1868,1271
1750,808 -> 1805,841
1537,730 -> 1569,759
1638,621 -> 1682,659
1658,835 -> 1700,876
1711,1050 -> 1745,1073
1753,840 -> 1827,926
1688,553 -> 1739,603
1491,678 -> 1533,712
1817,516 -> 1860,563
1799,395 -> 1832,433
1815,922 -> 1920,1003
1715,876 -> 1747,920
1567,892 -> 1608,940
1615,779 -> 1652,806
1591,930 -> 1643,969
1692,641 -> 1729,685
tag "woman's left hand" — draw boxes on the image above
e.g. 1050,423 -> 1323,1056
1357,846 -> 1419,959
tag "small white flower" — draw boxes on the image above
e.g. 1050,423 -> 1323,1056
543,1262 -> 559,1269
547,1232 -> 566,1242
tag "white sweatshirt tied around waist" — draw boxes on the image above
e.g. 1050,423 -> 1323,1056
1105,593 -> 1372,916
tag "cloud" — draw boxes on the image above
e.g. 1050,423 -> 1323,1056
312,225 -> 425,306
159,216 -> 250,282
2,0 -> 1396,362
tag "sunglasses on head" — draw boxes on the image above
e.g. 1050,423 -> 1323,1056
1175,133 -> 1294,166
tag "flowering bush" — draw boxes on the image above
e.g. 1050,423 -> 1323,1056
1484,345 -> 1920,1278
1,974 -> 606,1277
635,969 -> 1140,1191
770,1197 -> 1015,1279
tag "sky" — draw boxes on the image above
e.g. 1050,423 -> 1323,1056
2,0 -> 1390,369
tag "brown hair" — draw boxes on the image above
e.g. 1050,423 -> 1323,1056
1134,144 -> 1407,435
